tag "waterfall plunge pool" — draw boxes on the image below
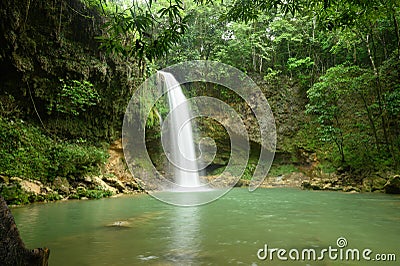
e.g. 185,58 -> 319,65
11,188 -> 400,265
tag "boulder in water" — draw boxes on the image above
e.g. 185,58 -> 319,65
107,220 -> 131,228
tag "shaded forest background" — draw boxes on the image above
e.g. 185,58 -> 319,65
0,0 -> 399,204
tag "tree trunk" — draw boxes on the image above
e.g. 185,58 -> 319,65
359,92 -> 380,152
365,34 -> 377,75
0,196 -> 50,266
393,13 -> 400,60
365,32 -> 391,151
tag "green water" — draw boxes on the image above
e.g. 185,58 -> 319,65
11,188 -> 400,265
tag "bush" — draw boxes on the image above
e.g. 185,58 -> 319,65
48,143 -> 108,182
0,117 -> 108,185
70,187 -> 113,199
47,79 -> 100,116
268,164 -> 298,176
0,118 -> 52,182
0,183 -> 30,205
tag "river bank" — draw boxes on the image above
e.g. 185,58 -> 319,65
204,171 -> 400,194
8,170 -> 399,207
1,139 -> 143,206
3,137 -> 399,206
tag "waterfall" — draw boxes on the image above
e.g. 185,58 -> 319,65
158,71 -> 202,190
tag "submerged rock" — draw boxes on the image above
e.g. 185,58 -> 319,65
107,221 -> 131,228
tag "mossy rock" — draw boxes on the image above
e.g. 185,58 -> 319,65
0,175 -> 10,184
384,175 -> 400,194
362,176 -> 387,192
52,177 -> 71,195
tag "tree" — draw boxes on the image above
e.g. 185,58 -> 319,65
0,196 -> 50,265
95,0 -> 189,72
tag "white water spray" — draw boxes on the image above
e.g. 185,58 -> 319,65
158,71 -> 202,190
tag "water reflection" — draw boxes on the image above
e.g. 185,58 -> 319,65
165,195 -> 202,264
154,189 -> 226,206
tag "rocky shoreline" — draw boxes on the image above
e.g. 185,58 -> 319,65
301,173 -> 400,194
0,174 -> 141,206
3,139 -> 399,206
4,170 -> 400,206
0,140 -> 143,206
203,171 -> 400,194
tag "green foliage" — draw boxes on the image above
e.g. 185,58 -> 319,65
0,118 -> 52,182
0,183 -> 63,205
0,183 -> 30,205
314,161 -> 336,174
306,62 -> 399,169
0,93 -> 21,117
0,117 -> 108,184
95,0 -> 189,63
70,187 -> 113,199
306,64 -> 373,163
48,79 -> 99,116
306,67 -> 344,154
287,57 -> 314,71
48,143 -> 107,181
163,3 -> 227,64
268,164 -> 298,176
263,68 -> 282,83
385,88 -> 400,116
158,0 -> 400,175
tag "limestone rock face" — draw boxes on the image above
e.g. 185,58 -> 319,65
301,174 -> 361,193
17,178 -> 42,195
103,139 -> 141,193
90,176 -> 118,195
102,175 -> 126,192
10,177 -> 42,195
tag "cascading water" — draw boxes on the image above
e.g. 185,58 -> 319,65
158,71 -> 202,190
